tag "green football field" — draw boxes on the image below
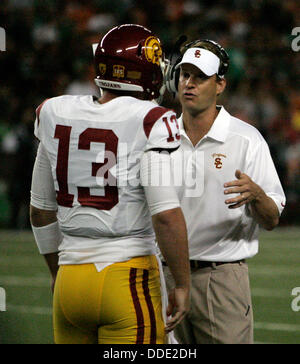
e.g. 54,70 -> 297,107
0,227 -> 299,344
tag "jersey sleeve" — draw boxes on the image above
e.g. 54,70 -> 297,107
34,99 -> 49,141
30,143 -> 58,211
245,138 -> 286,215
143,106 -> 181,152
140,150 -> 180,215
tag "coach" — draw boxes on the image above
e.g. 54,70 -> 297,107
162,39 -> 286,344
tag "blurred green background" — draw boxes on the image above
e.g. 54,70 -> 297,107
1,228 -> 300,344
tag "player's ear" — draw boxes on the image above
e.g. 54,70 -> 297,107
216,77 -> 226,96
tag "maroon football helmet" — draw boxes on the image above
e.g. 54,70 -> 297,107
94,24 -> 164,100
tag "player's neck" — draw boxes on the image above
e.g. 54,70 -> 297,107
98,91 -> 119,104
97,90 -> 147,104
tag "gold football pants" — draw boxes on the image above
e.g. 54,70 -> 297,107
53,255 -> 166,344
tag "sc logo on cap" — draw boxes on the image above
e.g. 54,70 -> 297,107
0,27 -> 6,51
291,27 -> 300,52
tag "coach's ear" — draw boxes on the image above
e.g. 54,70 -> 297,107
216,77 -> 226,96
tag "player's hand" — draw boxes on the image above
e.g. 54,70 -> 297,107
165,286 -> 190,333
224,169 -> 264,209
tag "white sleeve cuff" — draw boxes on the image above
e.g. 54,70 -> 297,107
31,221 -> 63,255
266,192 -> 286,216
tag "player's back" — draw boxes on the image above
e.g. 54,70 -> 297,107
35,95 -> 179,263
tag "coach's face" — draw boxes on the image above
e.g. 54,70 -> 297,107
178,64 -> 226,116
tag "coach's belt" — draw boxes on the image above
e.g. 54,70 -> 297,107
162,259 -> 245,269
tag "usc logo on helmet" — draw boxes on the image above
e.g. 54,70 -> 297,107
144,36 -> 162,66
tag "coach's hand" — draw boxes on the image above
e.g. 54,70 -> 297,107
165,286 -> 190,333
224,170 -> 280,230
224,169 -> 264,209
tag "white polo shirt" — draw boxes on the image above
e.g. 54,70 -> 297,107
171,106 -> 286,262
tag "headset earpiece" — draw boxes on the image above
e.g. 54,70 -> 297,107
200,39 -> 229,76
164,35 -> 187,95
164,56 -> 181,94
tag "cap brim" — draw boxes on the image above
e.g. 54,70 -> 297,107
175,47 -> 220,76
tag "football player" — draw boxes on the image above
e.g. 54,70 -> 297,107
30,24 -> 190,344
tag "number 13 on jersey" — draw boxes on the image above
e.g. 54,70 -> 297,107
54,125 -> 119,210
53,112 -> 179,211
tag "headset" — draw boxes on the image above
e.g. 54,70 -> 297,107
164,36 -> 230,95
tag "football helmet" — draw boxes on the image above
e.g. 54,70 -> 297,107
94,24 -> 165,100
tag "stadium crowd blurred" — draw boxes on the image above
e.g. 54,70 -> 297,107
0,0 -> 299,228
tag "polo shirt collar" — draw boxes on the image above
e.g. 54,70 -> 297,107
178,106 -> 231,143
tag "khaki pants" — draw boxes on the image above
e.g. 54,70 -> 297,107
164,261 -> 253,344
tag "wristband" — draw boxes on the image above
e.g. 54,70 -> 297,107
31,221 -> 63,255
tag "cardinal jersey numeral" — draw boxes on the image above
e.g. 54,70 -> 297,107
54,125 -> 119,210
162,115 -> 180,142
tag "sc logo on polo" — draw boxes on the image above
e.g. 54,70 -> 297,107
214,157 -> 222,169
212,153 -> 226,169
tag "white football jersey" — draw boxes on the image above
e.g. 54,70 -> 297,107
34,95 -> 180,264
